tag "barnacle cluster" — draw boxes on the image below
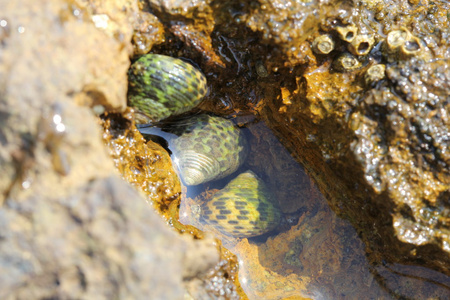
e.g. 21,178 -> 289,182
383,28 -> 431,61
271,0 -> 450,277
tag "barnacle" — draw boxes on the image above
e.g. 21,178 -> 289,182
333,52 -> 361,71
348,35 -> 375,56
365,64 -> 386,85
336,24 -> 358,43
312,34 -> 335,55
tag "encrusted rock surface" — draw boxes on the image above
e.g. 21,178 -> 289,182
145,0 -> 450,296
246,0 -> 322,68
2,0 -> 449,298
254,0 -> 450,275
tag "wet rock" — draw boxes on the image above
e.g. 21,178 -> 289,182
354,58 -> 450,248
148,0 -> 214,26
146,0 -> 224,66
232,205 -> 381,299
131,11 -> 165,56
257,0 -> 450,276
102,111 -> 182,210
246,0 -> 322,68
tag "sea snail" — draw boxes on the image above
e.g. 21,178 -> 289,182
201,170 -> 282,238
127,54 -> 208,123
127,54 -> 282,238
170,114 -> 248,186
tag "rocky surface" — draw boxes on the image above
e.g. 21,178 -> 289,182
1,0 -> 449,299
255,0 -> 450,274
0,176 -> 185,299
0,0 -> 220,299
167,0 -> 450,275
143,0 -> 450,297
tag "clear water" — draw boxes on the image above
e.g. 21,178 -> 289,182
140,117 -> 450,300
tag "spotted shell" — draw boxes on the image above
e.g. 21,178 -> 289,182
201,170 -> 282,238
127,54 -> 207,123
170,114 -> 248,186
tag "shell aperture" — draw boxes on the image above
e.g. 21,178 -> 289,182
201,170 -> 282,238
127,54 -> 207,123
170,114 -> 248,186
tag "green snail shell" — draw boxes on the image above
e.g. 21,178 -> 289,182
201,170 -> 282,238
127,54 -> 208,123
170,114 -> 248,186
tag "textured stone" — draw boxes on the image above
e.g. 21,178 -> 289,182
0,0 -> 220,298
0,177 -> 185,299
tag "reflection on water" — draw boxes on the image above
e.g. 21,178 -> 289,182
141,118 -> 450,299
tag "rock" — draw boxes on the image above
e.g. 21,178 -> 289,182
0,0 -> 220,298
102,111 -> 183,210
166,0 -> 450,294
146,0 -> 224,66
131,11 -> 165,56
3,0 -> 449,298
0,177 -> 186,299
246,0 -> 322,68
353,58 -> 450,250
257,0 -> 450,276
